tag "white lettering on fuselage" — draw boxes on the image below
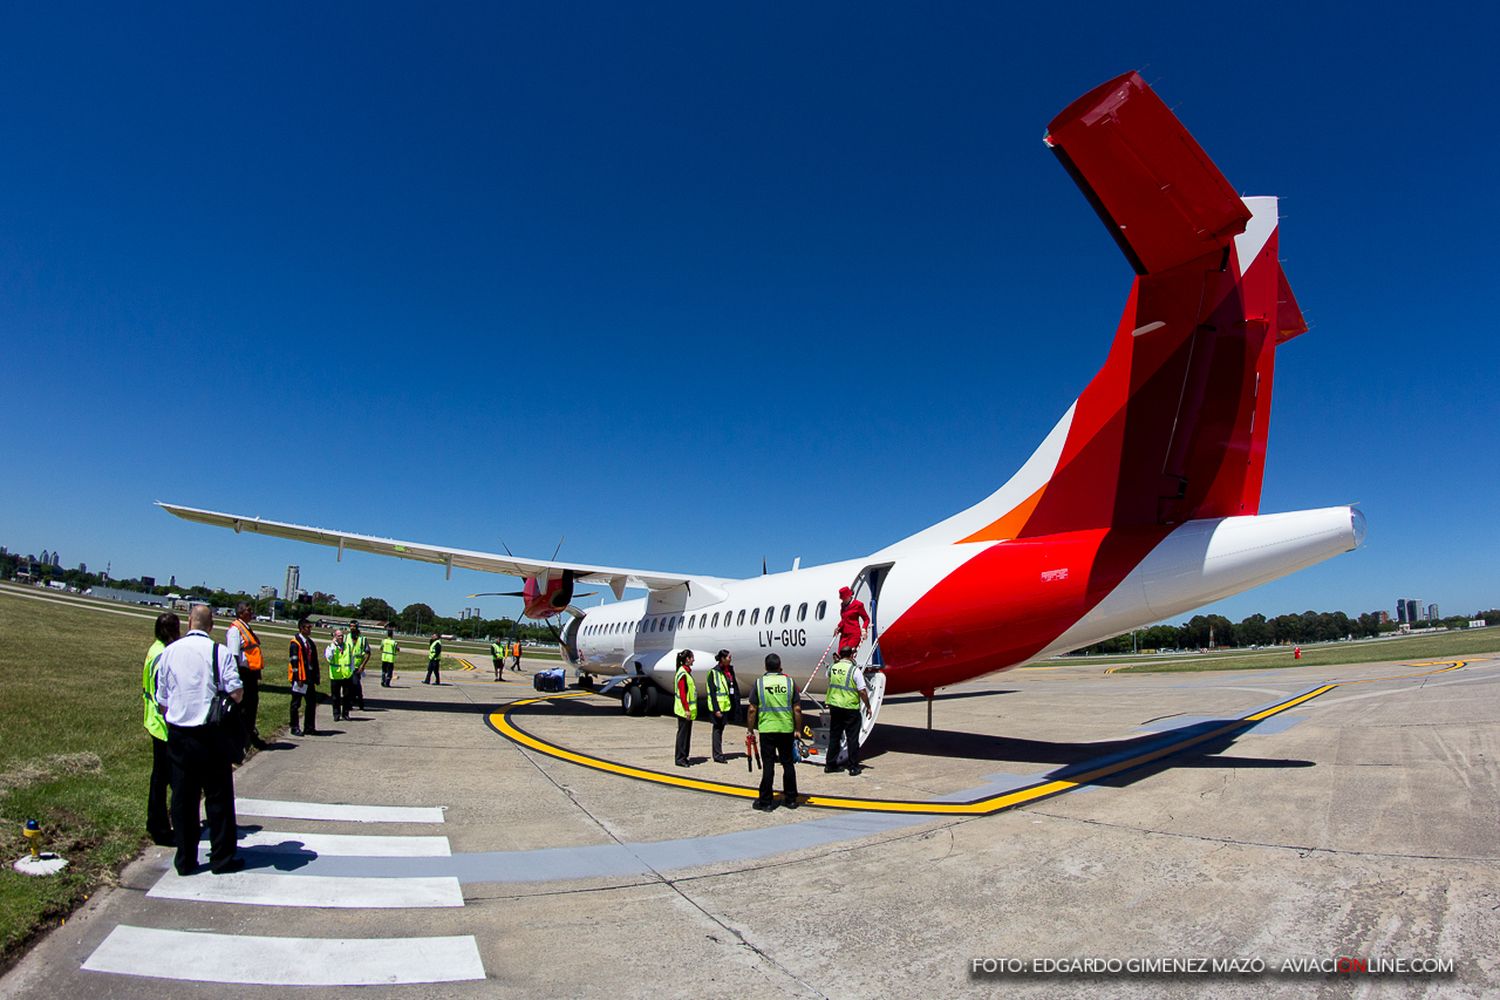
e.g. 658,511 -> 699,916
758,628 -> 807,648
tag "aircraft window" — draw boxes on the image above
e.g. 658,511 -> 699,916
711,612 -> 720,628
765,606 -> 774,622
797,603 -> 808,622
817,601 -> 827,620
780,605 -> 790,623
750,608 -> 759,625
666,617 -> 674,632
736,610 -> 745,626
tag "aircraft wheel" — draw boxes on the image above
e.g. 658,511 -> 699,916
621,683 -> 645,717
642,683 -> 665,716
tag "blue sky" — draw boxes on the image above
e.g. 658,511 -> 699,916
2,3 -> 1494,623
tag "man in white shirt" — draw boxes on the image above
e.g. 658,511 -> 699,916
155,604 -> 244,876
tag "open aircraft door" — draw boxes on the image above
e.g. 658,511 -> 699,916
848,563 -> 892,750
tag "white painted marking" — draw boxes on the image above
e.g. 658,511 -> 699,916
201,830 -> 451,857
83,926 -> 485,985
148,869 -> 464,908
1234,196 -> 1277,274
235,797 -> 445,823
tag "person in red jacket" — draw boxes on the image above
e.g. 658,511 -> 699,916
835,586 -> 869,658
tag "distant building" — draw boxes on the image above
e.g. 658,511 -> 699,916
1427,603 -> 1439,622
259,585 -> 277,601
1376,610 -> 1391,624
1406,598 -> 1421,623
51,552 -> 60,568
141,576 -> 156,589
285,565 -> 300,604
40,549 -> 50,566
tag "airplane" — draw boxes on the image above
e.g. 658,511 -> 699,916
159,70 -> 1363,746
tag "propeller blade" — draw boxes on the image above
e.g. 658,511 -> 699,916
467,591 -> 527,598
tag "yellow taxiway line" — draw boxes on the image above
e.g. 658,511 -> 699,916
486,660 -> 1468,816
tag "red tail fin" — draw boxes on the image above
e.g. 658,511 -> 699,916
1019,73 -> 1298,533
882,73 -> 1307,555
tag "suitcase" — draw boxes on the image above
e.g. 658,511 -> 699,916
532,667 -> 567,693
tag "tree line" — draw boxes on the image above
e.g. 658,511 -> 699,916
4,549 -> 1492,650
0,553 -> 554,642
1075,609 -> 1499,655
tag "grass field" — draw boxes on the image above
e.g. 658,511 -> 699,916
0,587 -> 460,968
1088,628 -> 1500,673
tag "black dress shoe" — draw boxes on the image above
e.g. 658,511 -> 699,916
149,831 -> 175,847
675,759 -> 689,767
847,765 -> 864,776
784,798 -> 801,809
713,756 -> 727,763
290,728 -> 302,737
175,863 -> 199,877
751,800 -> 770,811
824,766 -> 840,774
250,737 -> 269,750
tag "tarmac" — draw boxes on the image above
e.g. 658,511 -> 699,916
4,651 -> 1498,998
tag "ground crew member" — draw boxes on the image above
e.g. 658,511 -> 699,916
748,653 -> 802,810
288,615 -> 321,736
226,602 -> 265,750
155,604 -> 243,876
835,586 -> 869,660
491,637 -> 507,681
824,647 -> 872,775
706,649 -> 739,763
673,649 -> 696,767
425,633 -> 442,684
347,621 -> 370,710
381,628 -> 399,686
143,611 -> 180,846
326,627 -> 353,721
512,640 -> 524,673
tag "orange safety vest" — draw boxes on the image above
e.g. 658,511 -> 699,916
288,633 -> 312,683
232,619 -> 263,672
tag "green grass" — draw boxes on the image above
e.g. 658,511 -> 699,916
1098,628 -> 1500,673
0,587 -> 565,967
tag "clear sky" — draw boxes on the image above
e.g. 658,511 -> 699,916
2,3 -> 1495,623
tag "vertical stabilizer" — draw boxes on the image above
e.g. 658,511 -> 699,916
883,73 -> 1304,554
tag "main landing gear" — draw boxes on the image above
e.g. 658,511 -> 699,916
618,679 -> 668,717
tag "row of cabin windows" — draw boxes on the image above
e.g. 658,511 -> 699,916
581,600 -> 828,639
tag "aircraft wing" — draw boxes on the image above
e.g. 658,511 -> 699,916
155,502 -> 708,597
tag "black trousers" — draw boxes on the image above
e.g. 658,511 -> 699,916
675,715 -> 693,764
238,669 -> 260,745
381,660 -> 394,685
758,732 -> 798,802
493,658 -> 504,680
425,659 -> 441,684
147,735 -> 172,840
167,723 -> 237,874
710,713 -> 729,759
290,685 -> 317,732
330,678 -> 355,718
827,706 -> 862,769
352,669 -> 365,708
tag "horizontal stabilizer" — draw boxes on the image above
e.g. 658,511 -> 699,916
1045,72 -> 1251,275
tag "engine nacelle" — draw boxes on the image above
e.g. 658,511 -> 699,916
522,570 -> 577,619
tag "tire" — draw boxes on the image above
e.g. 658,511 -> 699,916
642,683 -> 665,716
622,683 -> 645,717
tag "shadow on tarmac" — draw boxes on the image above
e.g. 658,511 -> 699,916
505,691 -> 1316,793
866,718 -> 1315,789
